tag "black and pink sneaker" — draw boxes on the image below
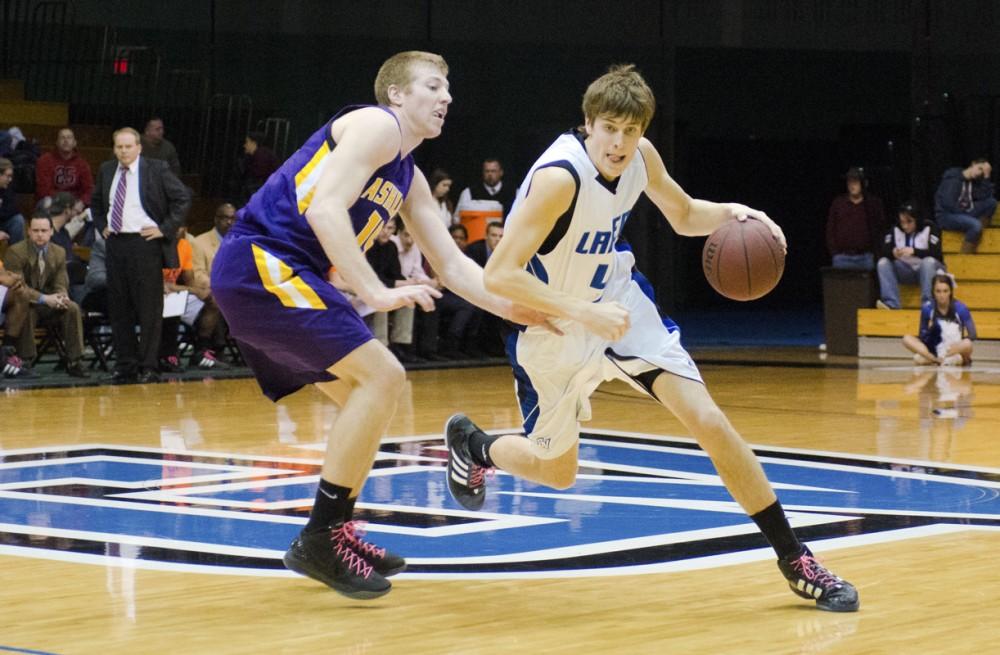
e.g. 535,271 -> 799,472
340,520 -> 406,577
283,522 -> 391,599
445,414 -> 492,510
778,546 -> 859,612
2,346 -> 27,378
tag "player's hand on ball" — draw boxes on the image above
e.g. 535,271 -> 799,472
368,284 -> 442,312
581,302 -> 630,341
727,203 -> 787,254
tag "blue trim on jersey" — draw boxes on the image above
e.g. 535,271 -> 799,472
535,160 -> 580,256
527,255 -> 549,283
622,249 -> 680,335
505,330 -> 540,435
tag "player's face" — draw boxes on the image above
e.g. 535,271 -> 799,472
584,115 -> 643,180
400,63 -> 451,138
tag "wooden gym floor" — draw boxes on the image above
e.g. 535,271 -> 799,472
1,356 -> 999,654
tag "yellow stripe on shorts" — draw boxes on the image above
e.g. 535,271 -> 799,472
251,243 -> 327,310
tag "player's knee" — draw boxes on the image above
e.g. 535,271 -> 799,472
540,456 -> 578,489
691,407 -> 732,442
545,466 -> 577,490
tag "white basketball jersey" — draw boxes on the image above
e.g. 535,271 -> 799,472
508,131 -> 648,302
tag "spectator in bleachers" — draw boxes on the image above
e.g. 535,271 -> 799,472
392,217 -> 446,361
0,157 -> 25,245
453,157 -> 516,222
191,202 -> 235,362
35,128 -> 94,205
239,131 -> 279,204
466,220 -> 506,356
141,118 -> 182,176
81,232 -> 107,314
428,168 -> 456,228
825,167 -> 886,270
448,223 -> 468,251
466,220 -> 503,268
364,218 -> 418,362
91,127 -> 191,384
159,228 -> 226,372
876,202 -> 943,310
1,208 -> 88,377
934,158 -> 996,253
903,272 -> 975,366
1,260 -> 30,378
438,222 -> 485,359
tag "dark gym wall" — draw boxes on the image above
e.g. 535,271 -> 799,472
60,1 -> 1000,309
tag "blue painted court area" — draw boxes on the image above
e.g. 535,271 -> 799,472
673,306 -> 823,347
0,645 -> 63,655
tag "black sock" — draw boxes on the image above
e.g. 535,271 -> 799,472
345,496 -> 357,523
750,500 -> 802,560
2,334 -> 16,349
304,480 -> 352,533
468,430 -> 500,468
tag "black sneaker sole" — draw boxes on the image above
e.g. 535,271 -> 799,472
283,551 -> 391,600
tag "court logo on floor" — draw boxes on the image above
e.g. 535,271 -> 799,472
1,432 -> 998,577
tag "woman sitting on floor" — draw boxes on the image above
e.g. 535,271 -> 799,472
903,272 -> 976,366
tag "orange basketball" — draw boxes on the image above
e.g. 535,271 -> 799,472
702,219 -> 785,301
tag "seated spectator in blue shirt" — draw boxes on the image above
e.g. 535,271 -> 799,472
934,159 -> 996,253
903,273 -> 976,366
876,203 -> 944,309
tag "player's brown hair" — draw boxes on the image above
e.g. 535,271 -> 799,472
581,64 -> 655,131
374,51 -> 449,106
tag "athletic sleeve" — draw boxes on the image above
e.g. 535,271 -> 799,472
956,300 -> 977,340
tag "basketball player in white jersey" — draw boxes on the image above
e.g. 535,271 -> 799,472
445,65 -> 859,612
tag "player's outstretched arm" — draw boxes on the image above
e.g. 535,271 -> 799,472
639,139 -> 786,251
306,109 -> 439,313
400,168 -> 553,328
484,167 -> 630,341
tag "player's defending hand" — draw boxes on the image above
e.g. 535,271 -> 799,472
579,301 -> 630,341
366,284 -> 442,313
727,203 -> 787,254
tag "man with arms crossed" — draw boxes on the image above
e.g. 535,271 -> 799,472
445,65 -> 859,612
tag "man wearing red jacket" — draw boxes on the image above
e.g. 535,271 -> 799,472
35,128 -> 94,206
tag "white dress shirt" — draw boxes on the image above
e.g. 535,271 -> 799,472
108,158 -> 157,233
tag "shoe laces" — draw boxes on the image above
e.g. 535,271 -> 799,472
790,551 -> 841,589
200,350 -> 218,367
329,525 -> 375,578
340,520 -> 386,560
6,354 -> 23,369
166,356 -> 180,367
469,465 -> 495,487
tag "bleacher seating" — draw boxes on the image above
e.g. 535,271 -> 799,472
858,211 -> 1000,361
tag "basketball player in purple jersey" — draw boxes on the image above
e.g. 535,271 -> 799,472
211,51 -> 552,599
445,65 -> 859,611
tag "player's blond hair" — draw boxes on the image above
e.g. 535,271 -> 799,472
374,51 -> 449,106
582,64 -> 655,131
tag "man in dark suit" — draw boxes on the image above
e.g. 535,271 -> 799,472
465,220 -> 503,268
90,127 -> 190,383
2,208 -> 88,377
